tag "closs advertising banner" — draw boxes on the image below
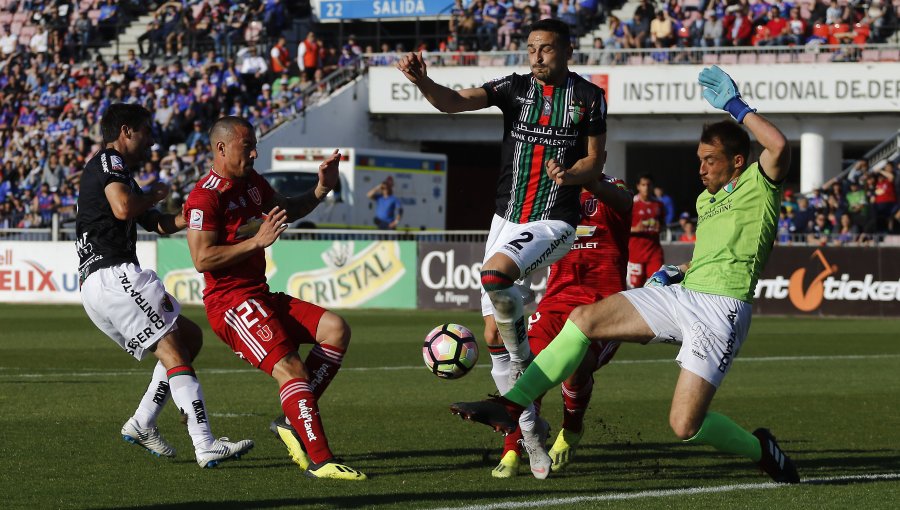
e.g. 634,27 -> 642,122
157,238 -> 417,309
417,242 -> 547,310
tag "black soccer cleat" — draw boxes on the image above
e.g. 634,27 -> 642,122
449,396 -> 519,435
753,428 -> 800,484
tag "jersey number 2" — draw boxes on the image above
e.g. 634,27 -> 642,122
507,232 -> 534,250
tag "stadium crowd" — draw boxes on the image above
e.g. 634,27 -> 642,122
0,0 -> 367,230
0,0 -> 897,242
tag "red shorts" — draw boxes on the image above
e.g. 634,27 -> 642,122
627,247 -> 664,289
207,292 -> 326,375
528,301 -> 619,370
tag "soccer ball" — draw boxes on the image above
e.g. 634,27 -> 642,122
422,324 -> 479,379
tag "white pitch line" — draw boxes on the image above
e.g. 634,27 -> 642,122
1,353 -> 898,379
430,473 -> 900,510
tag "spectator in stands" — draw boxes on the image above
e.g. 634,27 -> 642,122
624,11 -> 651,48
137,17 -> 161,59
834,213 -> 859,245
368,176 -> 402,229
825,0 -> 844,24
185,119 -> 210,150
298,30 -> 320,82
777,207 -> 793,244
809,0 -> 830,25
679,220 -> 696,242
792,195 -> 815,234
702,10 -> 724,47
807,212 -> 833,246
269,36 -> 290,75
558,0 -> 580,36
762,7 -> 788,45
606,15 -> 626,49
650,9 -> 676,48
263,0 -> 286,37
1,25 -> 17,57
29,24 -> 49,54
497,5 -> 523,49
724,5 -> 753,46
654,185 -> 675,225
872,162 -> 897,231
867,0 -> 897,43
97,0 -> 119,40
479,0 -> 505,50
783,7 -> 807,45
239,45 -> 268,100
846,180 -> 872,232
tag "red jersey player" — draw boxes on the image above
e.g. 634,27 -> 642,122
490,174 -> 632,478
628,173 -> 666,288
183,117 -> 365,481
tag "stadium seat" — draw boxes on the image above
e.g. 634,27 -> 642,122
816,52 -> 834,63
811,23 -> 831,42
0,13 -> 12,26
738,53 -> 758,64
798,52 -> 816,63
853,23 -> 871,45
719,53 -> 738,65
880,48 -> 900,62
627,54 -> 643,65
244,21 -> 264,44
751,25 -> 770,46
829,23 -> 851,45
757,53 -> 777,64
11,12 -> 28,24
702,53 -> 719,65
777,52 -> 794,63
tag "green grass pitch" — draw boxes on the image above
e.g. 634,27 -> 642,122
1,304 -> 899,509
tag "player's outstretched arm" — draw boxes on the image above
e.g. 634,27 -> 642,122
743,113 -> 790,183
396,52 -> 488,114
583,174 -> 632,214
187,206 -> 288,273
698,65 -> 789,182
546,133 -> 607,186
272,149 -> 339,221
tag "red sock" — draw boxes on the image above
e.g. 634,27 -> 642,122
560,377 -> 594,434
304,343 -> 344,398
279,378 -> 333,464
503,428 -> 523,455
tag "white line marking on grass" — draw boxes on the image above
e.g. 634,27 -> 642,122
430,473 -> 900,510
1,354 -> 899,379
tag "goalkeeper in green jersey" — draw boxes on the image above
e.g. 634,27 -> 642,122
450,65 -> 800,484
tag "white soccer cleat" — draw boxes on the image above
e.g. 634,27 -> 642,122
121,417 -> 176,458
519,417 -> 551,479
196,437 -> 255,468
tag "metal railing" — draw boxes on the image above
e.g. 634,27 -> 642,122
4,225 -> 896,247
363,43 -> 900,67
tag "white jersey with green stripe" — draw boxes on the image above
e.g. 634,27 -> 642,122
482,72 -> 607,227
682,162 -> 783,303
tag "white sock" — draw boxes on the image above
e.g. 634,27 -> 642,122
488,286 -> 532,363
167,366 -> 215,450
132,361 -> 170,429
489,348 -> 511,394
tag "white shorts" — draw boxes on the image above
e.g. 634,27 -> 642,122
481,214 -> 576,315
620,285 -> 752,388
81,263 -> 181,361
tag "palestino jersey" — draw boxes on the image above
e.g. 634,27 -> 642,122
482,72 -> 607,227
540,176 -> 631,308
183,168 -> 276,313
683,162 -> 782,303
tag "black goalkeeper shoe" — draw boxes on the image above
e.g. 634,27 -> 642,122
753,428 -> 800,484
450,396 -> 520,435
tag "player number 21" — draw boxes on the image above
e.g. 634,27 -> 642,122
236,299 -> 268,328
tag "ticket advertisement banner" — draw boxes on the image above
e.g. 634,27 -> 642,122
157,239 -> 417,309
0,241 -> 155,303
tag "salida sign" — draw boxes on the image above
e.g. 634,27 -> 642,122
753,246 -> 900,316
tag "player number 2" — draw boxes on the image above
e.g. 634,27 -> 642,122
507,232 -> 534,250
236,299 -> 268,328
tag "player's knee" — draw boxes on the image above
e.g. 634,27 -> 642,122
669,411 -> 701,440
176,316 -> 203,361
318,312 -> 351,350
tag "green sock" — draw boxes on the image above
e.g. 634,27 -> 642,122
685,412 -> 762,462
505,320 -> 591,407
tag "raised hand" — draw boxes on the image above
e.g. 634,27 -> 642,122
698,65 -> 755,123
317,149 -> 340,197
396,52 -> 427,84
255,206 -> 289,249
